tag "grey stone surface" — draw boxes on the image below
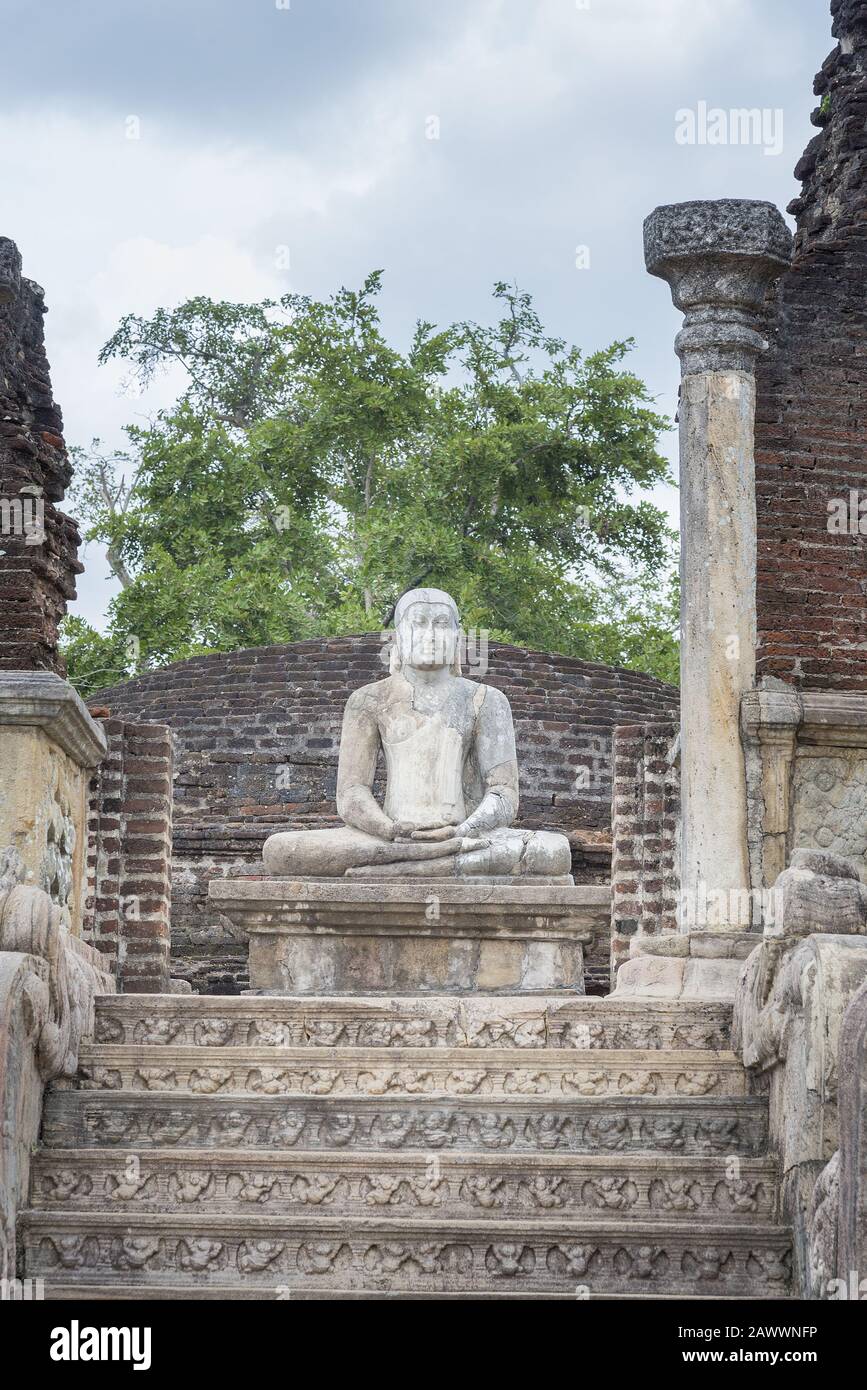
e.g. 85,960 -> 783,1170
40,1087 -> 770,1156
792,754 -> 867,868
766,850 -> 867,939
20,1209 -> 792,1297
20,1212 -> 794,1295
612,955 -> 748,1003
212,878 -> 595,912
0,671 -> 107,768
627,931 -> 757,961
741,681 -> 804,899
836,978 -> 867,1295
30,1148 -> 778,1223
734,922 -> 867,1295
0,236 -> 22,304
0,675 -> 109,937
644,199 -> 793,374
76,1041 -> 746,1100
211,878 -> 607,995
91,992 -> 736,1052
0,882 -> 114,1282
806,1150 -> 839,1299
644,197 -> 793,268
20,987 -> 793,1298
742,689 -> 867,901
611,931 -> 759,1002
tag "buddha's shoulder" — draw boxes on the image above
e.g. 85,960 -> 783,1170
344,674 -> 511,710
345,675 -> 393,710
458,677 -> 511,712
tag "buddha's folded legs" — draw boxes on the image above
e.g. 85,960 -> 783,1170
262,825 -> 465,878
345,828 -> 572,879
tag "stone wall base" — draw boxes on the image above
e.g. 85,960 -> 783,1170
611,929 -> 758,1001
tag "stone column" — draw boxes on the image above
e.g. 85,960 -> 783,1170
644,200 -> 792,927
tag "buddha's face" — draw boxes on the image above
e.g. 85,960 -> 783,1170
399,601 -> 458,671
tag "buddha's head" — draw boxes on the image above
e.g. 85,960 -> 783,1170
391,587 -> 461,674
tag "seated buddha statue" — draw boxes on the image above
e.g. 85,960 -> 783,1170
262,587 -> 573,881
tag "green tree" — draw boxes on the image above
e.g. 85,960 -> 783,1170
59,615 -> 132,698
64,275 -> 677,692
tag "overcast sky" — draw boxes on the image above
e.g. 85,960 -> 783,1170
1,0 -> 833,630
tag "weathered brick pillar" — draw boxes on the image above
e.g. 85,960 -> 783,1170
85,720 -> 173,991
756,0 -> 867,691
610,721 -> 680,981
644,201 -> 792,924
0,238 -> 82,673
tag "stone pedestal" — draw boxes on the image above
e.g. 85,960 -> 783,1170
209,879 -> 609,995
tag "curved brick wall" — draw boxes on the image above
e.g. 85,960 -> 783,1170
94,636 -> 677,992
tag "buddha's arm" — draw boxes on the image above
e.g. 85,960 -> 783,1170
457,685 -> 519,835
335,690 -> 395,840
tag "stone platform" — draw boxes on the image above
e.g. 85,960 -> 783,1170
611,930 -> 760,1002
209,879 -> 609,995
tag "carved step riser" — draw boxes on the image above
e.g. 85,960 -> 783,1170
41,1285 -> 792,1302
76,1046 -> 747,1101
42,1094 -> 769,1156
20,1220 -> 793,1298
30,1152 -> 780,1222
92,997 -> 734,1053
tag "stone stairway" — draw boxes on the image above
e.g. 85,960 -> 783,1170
20,994 -> 793,1299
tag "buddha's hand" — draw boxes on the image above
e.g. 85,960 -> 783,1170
408,821 -> 461,842
390,821 -> 420,841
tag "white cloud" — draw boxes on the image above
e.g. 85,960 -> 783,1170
0,0 -> 833,632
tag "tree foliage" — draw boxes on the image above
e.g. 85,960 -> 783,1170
63,275 -> 678,694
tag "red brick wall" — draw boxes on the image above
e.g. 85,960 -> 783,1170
84,719 -> 173,993
610,721 -> 680,982
754,0 -> 867,691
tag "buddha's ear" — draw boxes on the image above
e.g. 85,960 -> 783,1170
389,624 -> 405,674
451,627 -> 464,677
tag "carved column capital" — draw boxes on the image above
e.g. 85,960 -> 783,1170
644,199 -> 792,374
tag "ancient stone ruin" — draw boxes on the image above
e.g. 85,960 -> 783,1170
1,0 -> 866,1303
92,633 -> 676,993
